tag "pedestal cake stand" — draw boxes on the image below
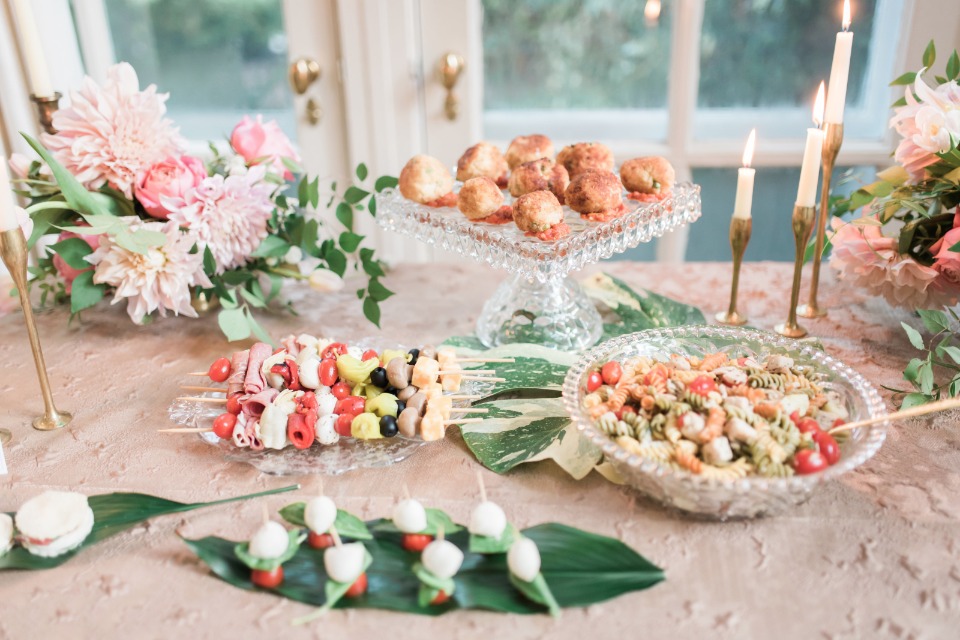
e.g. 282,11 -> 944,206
375,183 -> 702,350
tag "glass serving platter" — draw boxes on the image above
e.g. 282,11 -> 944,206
375,183 -> 702,351
562,326 -> 888,520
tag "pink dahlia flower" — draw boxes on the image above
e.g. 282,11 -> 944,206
88,220 -> 211,323
166,165 -> 276,273
42,63 -> 183,197
135,155 -> 207,219
230,115 -> 300,180
830,217 -> 960,309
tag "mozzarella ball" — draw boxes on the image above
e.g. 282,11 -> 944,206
556,142 -> 614,178
421,538 -> 464,580
508,158 -> 569,203
399,155 -> 454,204
514,190 -> 564,234
456,142 -> 508,183
317,393 -> 337,417
0,514 -> 12,556
507,537 -> 541,582
315,414 -> 340,445
248,521 -> 290,559
505,134 -> 554,169
304,496 -> 338,534
393,499 -> 427,533
469,501 -> 507,539
564,171 -> 623,215
457,176 -> 505,221
620,156 -> 676,194
324,542 -> 366,584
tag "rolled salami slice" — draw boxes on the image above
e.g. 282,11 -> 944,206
244,342 -> 272,395
226,349 -> 249,397
242,387 -> 280,420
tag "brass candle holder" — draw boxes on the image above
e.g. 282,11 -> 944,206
0,227 -> 72,433
715,216 -> 752,326
775,204 -> 817,338
30,92 -> 61,135
798,122 -> 843,319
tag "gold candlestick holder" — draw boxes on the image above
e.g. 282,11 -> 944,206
775,204 -> 816,339
798,122 -> 843,319
0,227 -> 72,434
30,92 -> 62,135
715,216 -> 752,326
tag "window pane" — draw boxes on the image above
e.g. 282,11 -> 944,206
102,0 -> 294,140
482,0 -> 671,110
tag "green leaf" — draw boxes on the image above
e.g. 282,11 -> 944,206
278,503 -> 373,540
941,346 -> 960,366
372,509 -> 463,537
309,176 -> 320,209
374,175 -> 398,192
470,524 -> 517,555
244,308 -> 274,345
950,375 -> 960,398
252,235 -> 291,258
69,271 -> 104,314
947,50 -> 960,80
281,156 -> 304,176
344,186 -> 370,204
325,248 -> 347,277
49,237 -> 93,270
440,335 -> 487,350
21,134 -> 106,218
0,486 -> 298,571
239,287 -> 266,309
903,358 -> 923,383
949,240 -> 960,253
339,231 -> 364,253
475,388 -> 563,405
218,307 -> 250,342
918,309 -> 951,334
923,40 -> 936,68
889,71 -> 917,86
368,196 -> 377,217
336,203 -> 354,230
918,361 -> 935,394
234,530 -> 303,571
581,273 -> 705,340
510,572 -> 560,617
901,392 -> 932,409
901,322 -> 926,350
203,246 -> 217,275
367,278 -> 394,302
363,297 -> 381,327
356,163 -> 368,181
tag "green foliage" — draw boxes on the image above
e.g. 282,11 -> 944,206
895,308 -> 960,406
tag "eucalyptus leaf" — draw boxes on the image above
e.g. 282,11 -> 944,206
0,485 -> 298,571
22,134 -> 105,218
218,308 -> 251,342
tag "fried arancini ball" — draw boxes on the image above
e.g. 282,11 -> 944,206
564,171 -> 624,220
556,142 -> 614,178
456,142 -> 509,185
457,177 -> 505,221
620,156 -> 676,196
399,155 -> 454,204
504,134 -> 554,169
507,158 -> 570,203
514,190 -> 564,234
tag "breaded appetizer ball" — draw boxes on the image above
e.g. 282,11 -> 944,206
399,155 -> 454,205
507,158 -> 570,203
620,156 -> 676,196
456,142 -> 509,185
564,171 -> 624,221
458,177 -> 505,221
514,190 -> 563,233
504,134 -> 554,169
556,142 -> 614,178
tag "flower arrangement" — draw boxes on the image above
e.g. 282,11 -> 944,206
10,63 -> 393,341
829,42 -> 960,311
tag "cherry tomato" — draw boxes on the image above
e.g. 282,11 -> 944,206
361,349 -> 380,363
687,375 -> 718,397
335,413 -> 355,437
251,566 -> 284,589
212,413 -> 237,439
335,396 -> 367,416
430,590 -> 451,605
319,358 -> 339,387
344,572 -> 368,598
226,393 -> 243,415
208,357 -> 231,383
321,342 -> 348,360
615,405 -> 637,421
813,431 -> 841,465
789,411 -> 802,427
832,418 -> 846,430
331,381 -> 352,400
308,532 -> 334,549
401,534 -> 433,552
793,449 -> 829,475
796,418 -> 822,435
601,361 -> 623,386
586,371 -> 603,393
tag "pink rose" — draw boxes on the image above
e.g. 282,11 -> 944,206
52,226 -> 101,294
930,210 -> 960,285
230,115 -> 300,180
135,155 -> 207,219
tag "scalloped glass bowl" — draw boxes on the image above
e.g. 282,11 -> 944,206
561,326 -> 889,519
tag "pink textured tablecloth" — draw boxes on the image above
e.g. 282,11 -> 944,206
0,261 -> 957,639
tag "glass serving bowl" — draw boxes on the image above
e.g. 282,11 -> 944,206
375,183 -> 701,351
561,326 -> 889,519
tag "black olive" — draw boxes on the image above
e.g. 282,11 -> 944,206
395,400 -> 406,415
384,385 -> 398,396
407,348 -> 420,365
379,415 -> 399,437
370,367 -> 388,388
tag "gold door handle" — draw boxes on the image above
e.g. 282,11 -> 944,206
289,57 -> 321,95
306,97 -> 322,126
438,52 -> 465,121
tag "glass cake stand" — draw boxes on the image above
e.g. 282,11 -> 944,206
375,183 -> 702,350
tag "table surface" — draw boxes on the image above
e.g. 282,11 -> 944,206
0,261 -> 957,640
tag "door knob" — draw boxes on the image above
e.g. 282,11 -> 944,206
289,57 -> 321,95
437,52 -> 465,121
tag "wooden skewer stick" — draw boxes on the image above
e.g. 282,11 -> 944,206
402,484 -> 411,500
330,525 -> 343,548
829,396 -> 960,435
186,372 -> 208,377
158,427 -> 213,433
437,524 -> 445,542
445,418 -> 483,425
177,396 -> 228,404
440,369 -> 495,375
179,385 -> 227,393
262,504 -> 270,524
460,376 -> 505,382
448,407 -> 488,414
455,357 -> 515,363
477,470 -> 487,503
447,394 -> 481,400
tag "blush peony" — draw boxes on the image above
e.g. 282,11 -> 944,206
929,210 -> 960,285
135,155 -> 207,219
230,115 -> 300,180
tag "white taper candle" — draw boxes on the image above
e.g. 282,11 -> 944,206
824,0 -> 853,124
10,0 -> 54,97
796,83 -> 826,207
733,129 -> 757,220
